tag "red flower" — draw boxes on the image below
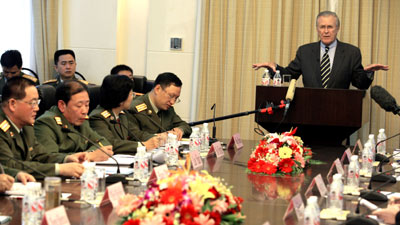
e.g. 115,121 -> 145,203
249,160 -> 268,173
262,162 -> 277,175
122,219 -> 140,225
278,158 -> 295,173
204,210 -> 221,224
208,186 -> 221,200
180,205 -> 198,224
160,186 -> 183,205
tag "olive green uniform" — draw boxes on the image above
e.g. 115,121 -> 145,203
89,106 -> 140,155
0,108 -> 66,178
43,75 -> 91,88
0,72 -> 39,94
34,106 -> 110,154
128,93 -> 192,141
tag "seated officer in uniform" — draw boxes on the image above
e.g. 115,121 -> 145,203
34,80 -> 113,161
43,49 -> 90,87
110,64 -> 134,80
90,75 -> 159,153
0,77 -> 86,179
0,50 -> 39,93
128,72 -> 191,141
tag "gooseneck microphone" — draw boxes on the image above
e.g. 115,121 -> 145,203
61,127 -> 126,184
110,119 -> 145,146
375,132 -> 400,167
2,155 -> 47,178
371,85 -> 400,115
362,166 -> 397,202
283,79 -> 296,117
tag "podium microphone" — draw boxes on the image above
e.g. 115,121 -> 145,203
2,155 -> 47,178
371,85 -> 400,115
61,128 -> 126,184
375,132 -> 400,166
283,79 -> 296,117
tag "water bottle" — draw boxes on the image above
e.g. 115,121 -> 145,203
165,133 -> 179,166
328,173 -> 343,212
261,69 -> 270,86
377,128 -> 387,155
189,127 -> 201,152
367,134 -> 376,160
201,123 -> 210,153
273,70 -> 282,86
22,182 -> 44,225
361,142 -> 373,176
304,196 -> 320,225
134,146 -> 149,182
347,155 -> 360,189
81,162 -> 98,202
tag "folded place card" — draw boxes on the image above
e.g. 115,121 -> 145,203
41,205 -> 70,225
100,181 -> 125,207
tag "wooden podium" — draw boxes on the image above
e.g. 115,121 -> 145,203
255,86 -> 366,145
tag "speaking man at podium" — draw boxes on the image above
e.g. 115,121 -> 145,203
253,11 -> 388,90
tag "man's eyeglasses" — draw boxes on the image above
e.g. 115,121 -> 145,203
162,88 -> 181,104
17,99 -> 41,108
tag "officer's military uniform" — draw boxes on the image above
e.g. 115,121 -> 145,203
0,108 -> 66,178
128,93 -> 192,141
34,106 -> 110,154
43,75 -> 91,88
89,106 -> 140,155
0,72 -> 39,94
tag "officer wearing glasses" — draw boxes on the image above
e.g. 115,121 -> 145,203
128,72 -> 191,141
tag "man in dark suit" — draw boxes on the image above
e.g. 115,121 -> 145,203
253,11 -> 388,89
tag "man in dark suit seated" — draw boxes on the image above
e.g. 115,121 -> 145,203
0,50 -> 39,94
252,11 -> 388,89
0,77 -> 86,179
128,72 -> 192,141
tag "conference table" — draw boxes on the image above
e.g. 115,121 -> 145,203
0,139 -> 398,225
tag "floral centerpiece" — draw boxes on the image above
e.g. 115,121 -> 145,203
247,128 -> 312,176
116,169 -> 245,225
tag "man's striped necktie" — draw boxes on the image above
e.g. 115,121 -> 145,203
321,46 -> 330,88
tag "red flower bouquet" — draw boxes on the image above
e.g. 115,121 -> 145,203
247,128 -> 312,176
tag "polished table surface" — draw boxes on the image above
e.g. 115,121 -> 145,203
0,140 -> 398,225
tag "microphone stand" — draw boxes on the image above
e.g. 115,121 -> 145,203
210,104 -> 217,144
61,128 -> 127,184
361,167 -> 397,201
375,132 -> 400,165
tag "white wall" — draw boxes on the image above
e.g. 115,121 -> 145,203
60,0 -> 197,122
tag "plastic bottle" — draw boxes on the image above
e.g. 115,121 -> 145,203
377,128 -> 387,155
201,123 -> 210,153
189,127 -> 201,152
22,182 -> 44,225
261,69 -> 271,86
134,146 -> 149,182
328,173 -> 344,212
367,134 -> 376,160
304,196 -> 320,225
347,155 -> 360,189
166,133 -> 179,166
81,162 -> 98,202
361,142 -> 373,176
273,70 -> 282,86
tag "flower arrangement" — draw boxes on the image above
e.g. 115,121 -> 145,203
116,170 -> 245,225
247,128 -> 312,176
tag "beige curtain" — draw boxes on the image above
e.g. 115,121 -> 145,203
31,0 -> 59,82
197,0 -> 400,149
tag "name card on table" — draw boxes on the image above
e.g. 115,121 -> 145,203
189,150 -> 203,170
305,174 -> 327,198
326,158 -> 345,181
228,133 -> 244,150
340,148 -> 352,164
41,205 -> 70,225
207,141 -> 224,158
147,164 -> 170,185
282,193 -> 304,221
100,181 -> 125,207
352,139 -> 363,155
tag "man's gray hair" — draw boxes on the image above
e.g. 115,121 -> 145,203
316,11 -> 340,28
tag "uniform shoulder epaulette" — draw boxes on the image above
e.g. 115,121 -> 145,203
78,80 -> 89,85
120,111 -> 125,114
85,115 -> 89,119
135,103 -> 147,112
43,79 -> 57,84
135,92 -> 144,96
54,116 -> 63,126
22,74 -> 38,83
100,110 -> 111,118
0,120 -> 10,133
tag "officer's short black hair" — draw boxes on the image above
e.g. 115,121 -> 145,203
100,75 -> 134,109
56,80 -> 88,104
2,76 -> 35,104
1,50 -> 23,69
54,49 -> 76,65
154,72 -> 182,89
110,64 -> 133,75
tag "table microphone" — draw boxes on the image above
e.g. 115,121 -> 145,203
2,155 -> 47,178
362,167 -> 398,202
61,127 -> 127,184
375,132 -> 400,166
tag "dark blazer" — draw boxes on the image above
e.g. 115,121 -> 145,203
276,40 -> 373,90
